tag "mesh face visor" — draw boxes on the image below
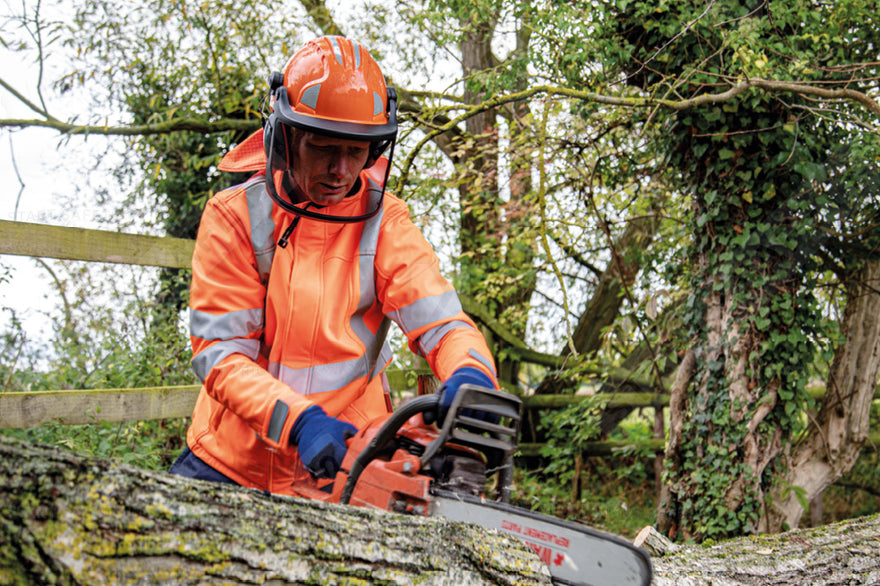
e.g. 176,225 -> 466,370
264,84 -> 398,223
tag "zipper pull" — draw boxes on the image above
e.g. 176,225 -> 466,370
278,220 -> 297,248
277,203 -> 311,248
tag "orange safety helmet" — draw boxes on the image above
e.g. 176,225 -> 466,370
263,36 -> 398,223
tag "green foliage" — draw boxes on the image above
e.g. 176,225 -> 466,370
65,0 -> 293,314
514,408 -> 657,538
594,0 -> 880,541
538,399 -> 607,471
2,418 -> 188,471
0,259 -> 195,471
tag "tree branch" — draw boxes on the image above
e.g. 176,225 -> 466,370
298,0 -> 344,36
3,77 -> 875,142
0,116 -> 259,135
396,79 -> 880,194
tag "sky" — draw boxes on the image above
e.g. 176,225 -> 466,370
0,30 -> 130,350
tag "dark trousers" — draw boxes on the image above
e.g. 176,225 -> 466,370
169,446 -> 237,486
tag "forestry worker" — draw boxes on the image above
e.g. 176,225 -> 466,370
168,35 -> 498,494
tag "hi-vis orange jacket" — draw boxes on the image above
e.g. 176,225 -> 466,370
185,131 -> 497,494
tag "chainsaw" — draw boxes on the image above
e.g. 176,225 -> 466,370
291,384 -> 653,586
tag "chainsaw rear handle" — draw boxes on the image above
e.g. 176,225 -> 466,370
340,385 -> 523,506
340,394 -> 439,505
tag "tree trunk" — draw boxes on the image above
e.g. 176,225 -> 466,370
644,513 -> 880,585
5,436 -> 880,586
536,212 -> 662,397
458,15 -> 501,297
766,259 -> 880,531
0,435 -> 550,585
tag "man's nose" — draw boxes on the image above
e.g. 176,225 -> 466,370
329,154 -> 353,177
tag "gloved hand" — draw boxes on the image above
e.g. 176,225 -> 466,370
289,405 -> 358,479
426,366 -> 498,426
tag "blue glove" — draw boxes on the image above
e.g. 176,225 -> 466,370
289,405 -> 358,479
429,366 -> 497,425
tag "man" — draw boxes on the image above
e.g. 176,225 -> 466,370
170,36 -> 498,494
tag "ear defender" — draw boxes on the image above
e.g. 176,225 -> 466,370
263,71 -> 286,156
365,87 -> 398,168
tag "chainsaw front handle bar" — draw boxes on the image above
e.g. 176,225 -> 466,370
421,385 -> 521,463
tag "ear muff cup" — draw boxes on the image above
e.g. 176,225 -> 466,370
366,138 -> 391,168
264,86 -> 298,176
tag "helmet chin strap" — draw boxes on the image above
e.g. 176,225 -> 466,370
264,137 -> 394,224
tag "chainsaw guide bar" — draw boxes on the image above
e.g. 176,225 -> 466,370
431,489 -> 653,586
293,384 -> 654,586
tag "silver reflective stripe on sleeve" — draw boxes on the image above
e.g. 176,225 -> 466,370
244,178 -> 277,285
190,307 -> 263,340
192,338 -> 261,382
469,348 -> 497,377
387,289 -> 464,335
416,320 -> 474,358
189,179 -> 272,383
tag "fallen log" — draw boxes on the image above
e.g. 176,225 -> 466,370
0,435 -> 550,585
4,433 -> 880,585
638,517 -> 880,585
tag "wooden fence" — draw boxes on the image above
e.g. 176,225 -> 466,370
2,219 -> 878,457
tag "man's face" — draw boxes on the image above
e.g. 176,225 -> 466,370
288,130 -> 371,206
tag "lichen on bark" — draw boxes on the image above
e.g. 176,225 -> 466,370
0,435 -> 550,585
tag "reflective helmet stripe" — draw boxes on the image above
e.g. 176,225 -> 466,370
352,39 -> 362,68
328,35 -> 344,65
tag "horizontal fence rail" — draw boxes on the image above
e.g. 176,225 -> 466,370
2,220 -> 878,459
0,219 -> 193,268
0,385 -> 201,429
5,386 -> 879,457
0,370 -> 431,429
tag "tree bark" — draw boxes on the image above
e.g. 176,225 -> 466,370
5,435 -> 880,586
767,259 -> 880,531
0,435 -> 550,585
647,513 -> 880,585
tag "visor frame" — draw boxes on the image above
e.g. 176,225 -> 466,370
270,84 -> 398,143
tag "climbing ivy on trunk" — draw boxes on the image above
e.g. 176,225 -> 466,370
597,0 -> 880,540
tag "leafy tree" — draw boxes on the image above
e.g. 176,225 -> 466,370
2,0 -> 880,542
596,0 -> 880,538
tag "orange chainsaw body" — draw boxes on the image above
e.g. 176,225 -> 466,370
290,414 -> 462,514
290,387 -> 518,514
287,387 -> 655,586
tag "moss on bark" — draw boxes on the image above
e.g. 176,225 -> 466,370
0,435 -> 550,585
